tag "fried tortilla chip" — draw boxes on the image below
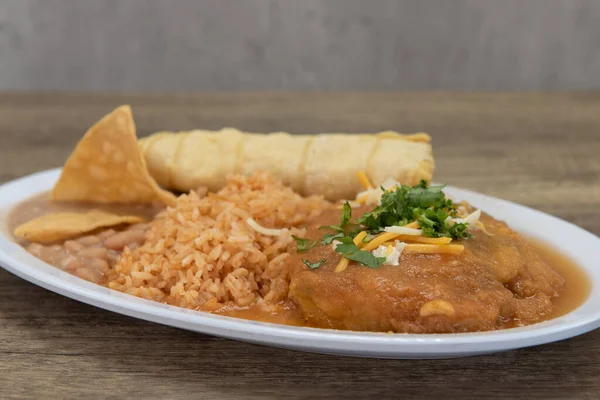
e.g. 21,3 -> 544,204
14,211 -> 144,243
51,105 -> 176,206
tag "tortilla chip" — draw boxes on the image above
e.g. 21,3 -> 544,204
51,105 -> 176,206
14,211 -> 144,243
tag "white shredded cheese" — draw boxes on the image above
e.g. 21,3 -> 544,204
463,209 -> 481,225
372,245 -> 388,258
448,209 -> 481,231
355,177 -> 401,205
356,188 -> 383,206
383,226 -> 423,236
331,240 -> 342,250
246,217 -> 283,236
345,201 -> 363,208
380,177 -> 400,190
372,240 -> 406,266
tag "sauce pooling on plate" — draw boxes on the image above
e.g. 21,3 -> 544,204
9,188 -> 591,332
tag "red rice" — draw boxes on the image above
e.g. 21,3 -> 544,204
108,172 -> 328,309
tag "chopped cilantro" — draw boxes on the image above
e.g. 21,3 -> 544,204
362,233 -> 374,243
319,224 -> 345,233
334,236 -> 385,269
347,227 -> 363,238
302,258 -> 326,269
404,185 -> 446,209
320,202 -> 354,234
308,180 -> 471,272
449,221 -> 471,239
341,202 -> 352,227
415,179 -> 429,188
357,180 -> 470,240
321,232 -> 344,246
292,235 -> 318,252
414,208 -> 471,239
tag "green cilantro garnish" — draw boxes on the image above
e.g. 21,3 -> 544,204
319,201 -> 354,234
302,258 -> 326,269
333,237 -> 385,269
292,235 -> 318,252
415,179 -> 429,189
362,233 -> 374,243
357,180 -> 470,239
449,221 -> 471,239
319,224 -> 345,232
340,201 -> 352,226
415,208 -> 471,240
347,227 -> 363,238
321,232 -> 344,246
309,180 -> 471,272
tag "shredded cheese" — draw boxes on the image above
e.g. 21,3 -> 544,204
354,176 -> 402,205
380,177 -> 400,191
403,244 -> 464,254
246,218 -> 283,236
335,200 -> 362,209
356,193 -> 369,203
334,257 -> 350,273
383,226 -> 423,236
476,220 -> 494,236
354,176 -> 403,205
356,188 -> 382,205
353,231 -> 368,246
331,239 -> 342,250
448,209 -> 481,230
391,235 -> 452,245
361,231 -> 400,251
334,231 -> 369,272
361,221 -> 422,252
357,170 -> 373,190
372,241 -> 406,266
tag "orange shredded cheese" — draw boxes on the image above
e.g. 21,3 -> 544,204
334,258 -> 350,273
356,193 -> 369,203
335,231 -> 368,273
361,221 -> 422,251
353,231 -> 367,246
392,235 -> 452,245
357,170 -> 373,190
361,232 -> 400,251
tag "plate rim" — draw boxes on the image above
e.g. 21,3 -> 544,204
1,168 -> 599,358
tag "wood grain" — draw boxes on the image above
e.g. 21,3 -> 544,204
0,92 -> 599,399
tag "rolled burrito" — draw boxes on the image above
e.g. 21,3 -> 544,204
138,129 -> 434,200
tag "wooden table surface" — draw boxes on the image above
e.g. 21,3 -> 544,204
1,92 -> 599,399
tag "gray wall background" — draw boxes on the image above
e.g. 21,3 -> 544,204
0,0 -> 599,91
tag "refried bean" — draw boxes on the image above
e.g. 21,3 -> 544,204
26,223 -> 150,284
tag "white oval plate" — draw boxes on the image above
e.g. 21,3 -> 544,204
0,169 -> 599,359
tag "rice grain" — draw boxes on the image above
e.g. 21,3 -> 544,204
108,172 -> 328,308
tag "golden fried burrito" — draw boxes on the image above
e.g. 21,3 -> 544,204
139,129 -> 434,200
